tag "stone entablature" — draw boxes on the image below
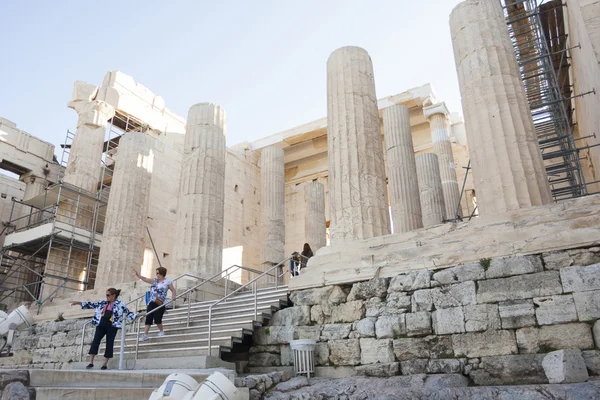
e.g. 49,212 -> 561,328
249,248 -> 600,384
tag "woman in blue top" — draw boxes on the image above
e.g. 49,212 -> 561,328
71,288 -> 136,370
132,266 -> 176,341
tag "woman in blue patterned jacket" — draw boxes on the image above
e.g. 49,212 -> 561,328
71,288 -> 136,370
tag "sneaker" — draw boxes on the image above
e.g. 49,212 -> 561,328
139,334 -> 150,342
85,364 -> 94,369
157,331 -> 165,337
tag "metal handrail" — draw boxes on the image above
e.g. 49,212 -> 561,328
206,256 -> 293,356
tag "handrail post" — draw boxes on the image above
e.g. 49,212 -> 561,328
186,291 -> 191,328
207,308 -> 213,357
118,319 -> 126,370
253,281 -> 258,320
135,317 -> 141,360
79,323 -> 87,362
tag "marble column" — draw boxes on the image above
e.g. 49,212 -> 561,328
423,102 -> 462,220
96,132 -> 153,287
173,103 -> 227,278
416,153 -> 446,227
383,105 -> 423,233
450,0 -> 551,216
304,181 -> 326,253
327,46 -> 391,242
260,146 -> 285,282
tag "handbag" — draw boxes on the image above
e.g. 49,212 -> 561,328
154,297 -> 164,306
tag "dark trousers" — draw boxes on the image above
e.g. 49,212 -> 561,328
145,301 -> 166,326
89,318 -> 119,359
290,259 -> 299,276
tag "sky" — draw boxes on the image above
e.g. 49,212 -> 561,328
0,0 -> 464,158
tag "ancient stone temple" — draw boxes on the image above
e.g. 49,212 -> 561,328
0,0 -> 600,397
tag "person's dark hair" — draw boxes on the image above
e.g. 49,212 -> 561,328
106,288 -> 121,298
303,243 -> 312,253
156,267 -> 168,277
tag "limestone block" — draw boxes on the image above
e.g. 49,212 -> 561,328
375,315 -> 406,339
315,342 -> 330,366
388,271 -> 431,292
310,304 -> 332,325
253,326 -> 293,346
412,281 -> 476,312
463,304 -> 500,332
51,332 -> 67,347
352,318 -> 376,338
328,286 -> 349,306
426,359 -> 464,374
574,291 -> 600,322
347,278 -> 389,301
485,255 -> 543,279
328,339 -> 361,366
406,312 -> 432,337
320,324 -> 352,341
516,324 -> 594,354
542,349 -> 589,383
431,263 -> 485,285
250,345 -> 281,354
543,251 -> 573,270
280,345 -> 292,366
331,301 -> 365,323
365,298 -> 385,318
469,354 -> 547,386
0,370 -> 29,390
270,306 -> 311,326
355,362 -> 399,377
594,321 -> 600,348
452,330 -> 517,358
561,264 -> 600,293
360,338 -> 395,364
533,295 -> 578,325
399,359 -> 428,375
1,382 -> 30,400
583,350 -> 600,376
293,326 -> 322,341
568,248 -> 600,266
290,286 -> 347,306
326,46 -> 390,242
392,336 -> 453,361
32,348 -> 55,364
498,300 -> 536,329
70,81 -> 99,103
476,271 -> 562,303
249,353 -> 281,367
432,307 -> 465,335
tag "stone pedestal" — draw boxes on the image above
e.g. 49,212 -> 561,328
304,181 -> 327,253
416,153 -> 446,227
383,105 -> 423,233
173,103 -> 227,278
260,146 -> 285,283
423,103 -> 461,220
450,0 -> 551,216
327,46 -> 390,242
96,132 -> 154,288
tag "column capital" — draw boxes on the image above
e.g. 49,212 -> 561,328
423,102 -> 450,120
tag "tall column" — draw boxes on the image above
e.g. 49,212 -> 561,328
423,103 -> 462,221
304,181 -> 326,253
327,46 -> 391,243
96,132 -> 153,288
450,0 -> 551,216
173,103 -> 227,278
416,153 -> 446,227
383,105 -> 423,233
260,146 -> 285,281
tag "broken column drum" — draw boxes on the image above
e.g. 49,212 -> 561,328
383,104 -> 423,233
304,181 -> 327,253
450,0 -> 551,216
423,103 -> 462,220
96,132 -> 154,287
326,46 -> 390,242
260,146 -> 285,282
416,153 -> 446,227
173,103 -> 227,277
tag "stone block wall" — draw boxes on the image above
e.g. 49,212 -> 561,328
250,246 -> 600,384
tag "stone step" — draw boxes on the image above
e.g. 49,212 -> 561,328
34,386 -> 153,400
70,356 -> 236,372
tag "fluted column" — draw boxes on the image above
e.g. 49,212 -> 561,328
260,146 -> 285,282
95,132 -> 153,287
304,181 -> 326,253
173,103 -> 227,277
423,102 -> 462,220
416,153 -> 446,227
383,105 -> 423,233
450,0 -> 551,216
327,46 -> 391,243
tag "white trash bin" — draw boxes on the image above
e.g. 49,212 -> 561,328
290,339 -> 316,378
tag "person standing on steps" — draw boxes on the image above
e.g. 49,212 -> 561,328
132,266 -> 176,341
300,243 -> 314,273
71,288 -> 136,370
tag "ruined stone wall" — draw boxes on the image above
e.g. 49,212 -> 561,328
250,247 -> 600,384
0,175 -> 25,228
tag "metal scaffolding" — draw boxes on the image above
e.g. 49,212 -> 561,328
501,0 -> 593,200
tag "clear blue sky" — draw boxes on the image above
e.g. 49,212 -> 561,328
0,0 -> 464,157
